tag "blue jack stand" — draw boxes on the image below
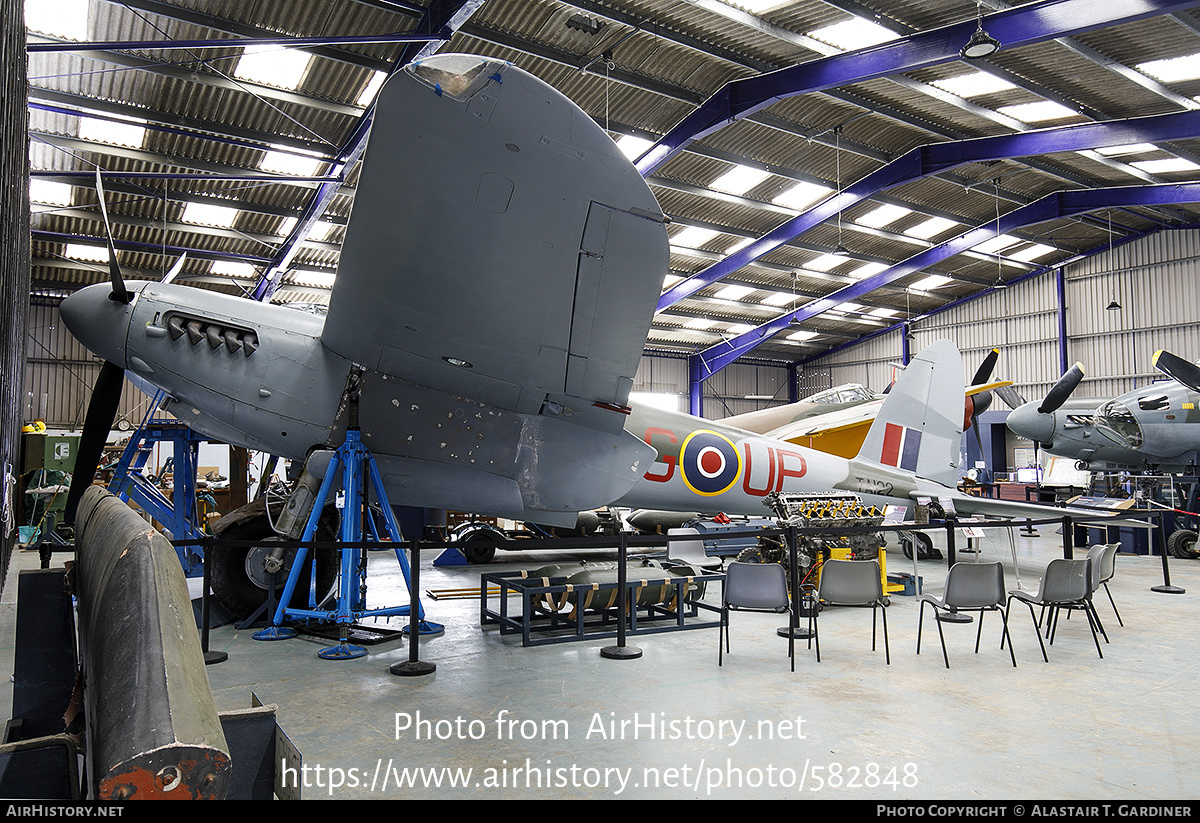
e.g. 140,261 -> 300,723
253,419 -> 443,659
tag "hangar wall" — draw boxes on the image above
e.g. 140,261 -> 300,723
801,228 -> 1200,404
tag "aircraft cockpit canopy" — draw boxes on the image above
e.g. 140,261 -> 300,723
802,383 -> 876,405
1096,399 -> 1144,448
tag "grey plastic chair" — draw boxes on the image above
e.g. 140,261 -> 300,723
917,562 -> 1016,668
814,558 -> 889,664
1006,557 -> 1103,661
667,527 -> 723,571
1097,543 -> 1123,627
719,562 -> 794,671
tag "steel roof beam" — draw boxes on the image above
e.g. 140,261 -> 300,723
635,0 -> 1198,175
659,109 -> 1200,311
695,182 -> 1200,377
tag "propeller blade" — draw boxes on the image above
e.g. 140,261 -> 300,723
1038,362 -> 1084,415
1153,350 -> 1200,392
94,168 -> 131,304
994,385 -> 1026,409
971,348 -> 1000,387
161,252 -> 188,285
64,360 -> 125,525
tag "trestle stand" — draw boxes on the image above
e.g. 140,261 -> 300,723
252,422 -> 443,658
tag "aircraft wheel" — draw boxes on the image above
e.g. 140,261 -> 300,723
1167,528 -> 1200,560
900,531 -> 935,560
459,530 -> 499,564
210,514 -> 339,620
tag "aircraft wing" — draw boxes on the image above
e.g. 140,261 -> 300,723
321,55 -> 669,423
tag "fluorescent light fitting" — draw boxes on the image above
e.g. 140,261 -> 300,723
235,45 -> 313,90
711,164 -> 770,194
930,72 -> 1015,98
855,203 -> 911,228
996,101 -> 1078,123
808,17 -> 900,51
772,180 -> 832,211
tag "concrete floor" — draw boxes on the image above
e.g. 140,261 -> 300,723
3,526 -> 1199,800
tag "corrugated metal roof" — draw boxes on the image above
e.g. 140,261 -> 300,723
26,0 -> 1200,365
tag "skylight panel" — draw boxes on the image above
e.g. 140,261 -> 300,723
850,261 -> 888,279
855,203 -> 911,228
291,270 -> 337,290
807,17 -> 900,51
1008,243 -> 1057,263
868,307 -> 898,318
832,302 -> 864,314
727,0 -> 788,13
772,181 -> 832,211
904,216 -> 957,240
672,226 -> 720,249
1131,157 -> 1200,173
684,318 -> 717,329
972,234 -> 1020,254
727,323 -> 754,334
911,274 -> 952,291
357,71 -> 387,107
210,261 -> 257,279
760,291 -> 797,307
724,237 -> 754,255
274,217 -> 298,237
259,147 -> 323,177
235,46 -> 313,90
78,112 -> 146,148
663,274 -> 684,291
30,179 -> 74,207
996,101 -> 1078,123
1094,143 -> 1159,157
1137,53 -> 1200,83
710,164 -> 770,195
616,134 -> 654,160
181,202 -> 240,228
714,284 -> 755,301
65,243 -> 108,263
786,330 -> 818,342
805,253 -> 844,272
25,0 -> 88,40
930,72 -> 1016,98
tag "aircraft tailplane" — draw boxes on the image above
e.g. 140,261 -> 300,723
855,339 -> 964,487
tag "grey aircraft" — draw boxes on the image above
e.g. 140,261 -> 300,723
1005,351 -> 1200,474
59,54 -> 1105,616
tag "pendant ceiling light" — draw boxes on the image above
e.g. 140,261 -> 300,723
961,1 -> 1001,59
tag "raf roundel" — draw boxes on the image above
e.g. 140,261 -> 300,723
679,429 -> 742,496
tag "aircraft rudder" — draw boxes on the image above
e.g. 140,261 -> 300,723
855,339 -> 964,487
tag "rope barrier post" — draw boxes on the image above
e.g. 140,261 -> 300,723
391,539 -> 437,676
200,536 -> 227,665
601,532 -> 642,660
1151,511 -> 1186,595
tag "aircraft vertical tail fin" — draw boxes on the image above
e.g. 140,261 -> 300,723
855,339 -> 964,487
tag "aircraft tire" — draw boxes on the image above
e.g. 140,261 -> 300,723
1167,528 -> 1199,560
460,530 -> 499,565
210,514 -> 339,620
900,531 -> 935,560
